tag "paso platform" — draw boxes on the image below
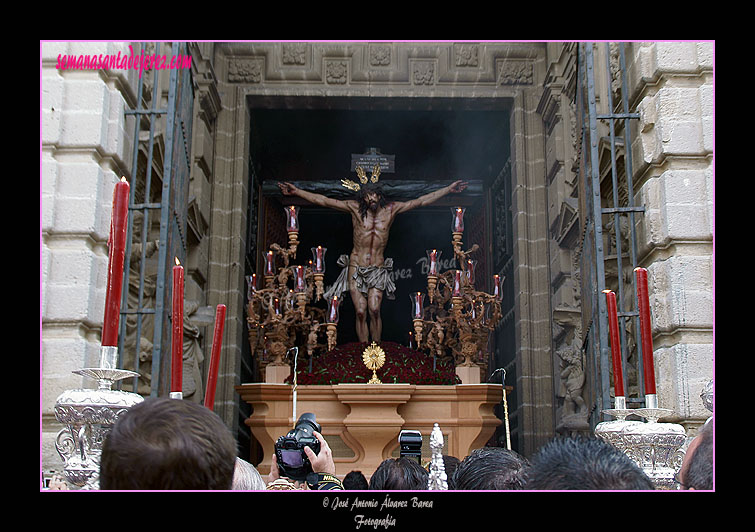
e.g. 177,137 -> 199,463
235,383 -> 508,479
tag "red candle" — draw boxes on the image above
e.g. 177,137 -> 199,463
410,292 -> 424,319
293,265 -> 306,292
466,258 -> 476,286
285,205 -> 299,232
247,274 -> 258,300
327,296 -> 340,323
102,177 -> 130,347
171,257 -> 184,394
493,274 -> 503,301
452,270 -> 463,297
452,207 -> 465,233
312,246 -> 326,273
635,267 -> 657,395
204,304 -> 226,411
427,249 -> 441,276
264,251 -> 276,276
603,290 -> 625,398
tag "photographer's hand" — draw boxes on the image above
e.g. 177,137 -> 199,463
304,431 -> 336,475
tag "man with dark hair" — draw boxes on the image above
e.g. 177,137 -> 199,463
279,173 -> 467,343
368,457 -> 429,490
99,397 -> 237,490
343,470 -> 369,490
451,447 -> 530,490
677,419 -> 713,490
525,435 -> 655,490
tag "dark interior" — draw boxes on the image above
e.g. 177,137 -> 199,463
248,97 -> 511,344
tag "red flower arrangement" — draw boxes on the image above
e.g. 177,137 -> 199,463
285,341 -> 461,386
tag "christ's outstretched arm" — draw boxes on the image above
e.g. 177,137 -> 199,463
391,180 -> 468,215
278,182 -> 353,212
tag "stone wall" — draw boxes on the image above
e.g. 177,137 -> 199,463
628,42 -> 714,430
41,42 -> 138,473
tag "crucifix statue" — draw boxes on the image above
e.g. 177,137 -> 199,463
278,164 -> 467,344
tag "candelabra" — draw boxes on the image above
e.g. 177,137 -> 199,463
246,206 -> 340,381
411,207 -> 503,382
53,346 -> 144,489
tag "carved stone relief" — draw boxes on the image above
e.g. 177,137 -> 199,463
325,60 -> 348,84
228,58 -> 262,83
455,44 -> 479,66
282,43 -> 307,65
412,60 -> 435,85
369,44 -> 391,66
499,60 -> 534,85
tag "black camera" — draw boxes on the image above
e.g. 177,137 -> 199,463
398,429 -> 423,463
274,413 -> 322,481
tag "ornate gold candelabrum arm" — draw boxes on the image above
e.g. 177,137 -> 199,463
326,323 -> 337,351
313,272 -> 324,301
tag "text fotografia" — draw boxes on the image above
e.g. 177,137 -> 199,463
55,45 -> 191,78
324,494 -> 433,529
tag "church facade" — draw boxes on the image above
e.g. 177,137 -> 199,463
41,41 -> 714,474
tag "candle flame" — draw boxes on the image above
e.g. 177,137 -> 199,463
602,289 -> 612,294
120,176 -> 127,183
175,257 -> 181,266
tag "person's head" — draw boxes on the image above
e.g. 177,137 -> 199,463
452,447 -> 530,490
343,470 -> 369,490
357,184 -> 387,219
233,458 -> 267,490
100,397 -> 237,490
525,435 -> 654,490
678,419 -> 713,490
369,457 -> 428,490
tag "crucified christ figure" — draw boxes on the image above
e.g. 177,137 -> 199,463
278,175 -> 467,343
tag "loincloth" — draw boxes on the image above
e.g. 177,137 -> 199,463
324,254 -> 396,300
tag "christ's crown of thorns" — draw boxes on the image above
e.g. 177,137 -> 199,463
341,164 -> 381,192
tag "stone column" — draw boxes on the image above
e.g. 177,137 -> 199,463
628,42 -> 714,430
205,48 -> 252,431
509,82 -> 555,456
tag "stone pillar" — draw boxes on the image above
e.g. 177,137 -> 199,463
205,47 -> 252,432
629,42 -> 714,430
40,42 -> 137,474
509,80 -> 555,456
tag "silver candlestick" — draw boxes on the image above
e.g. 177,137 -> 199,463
594,394 -> 686,490
54,345 -> 143,490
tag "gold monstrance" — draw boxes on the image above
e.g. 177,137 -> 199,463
362,342 -> 386,384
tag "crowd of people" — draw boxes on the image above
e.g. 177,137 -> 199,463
52,397 -> 714,492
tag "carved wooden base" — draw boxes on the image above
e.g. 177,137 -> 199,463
236,383 -> 503,479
